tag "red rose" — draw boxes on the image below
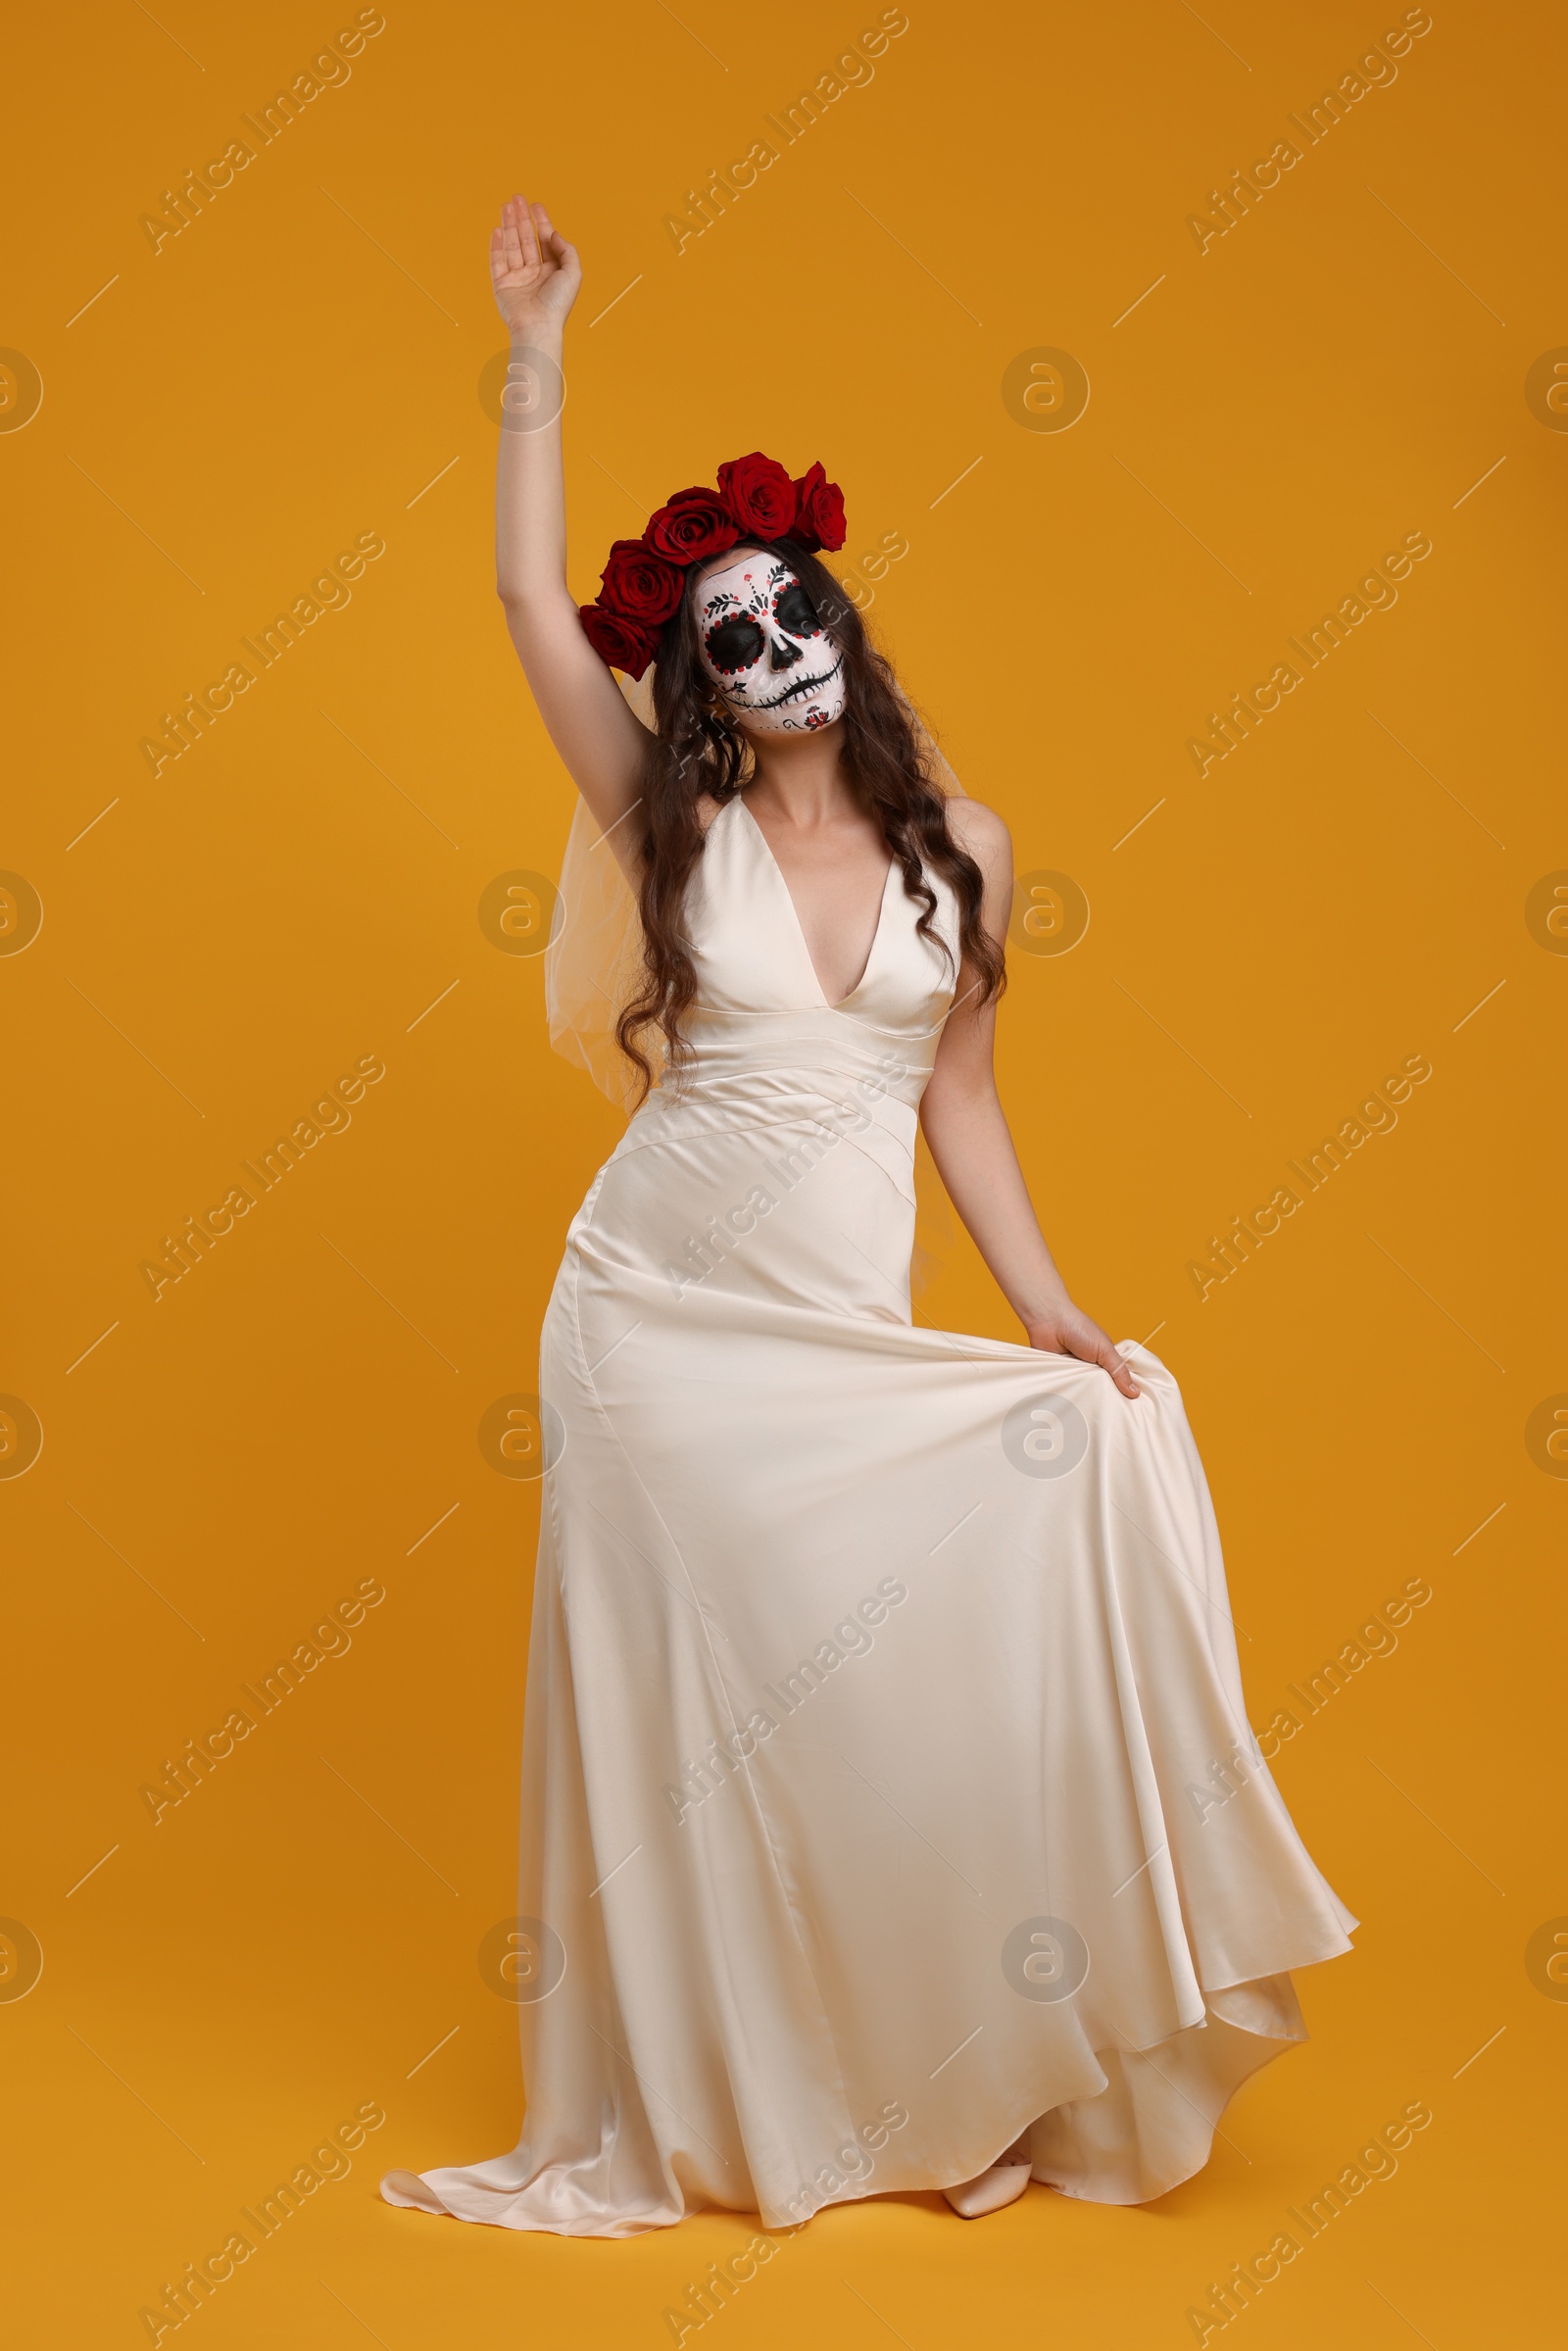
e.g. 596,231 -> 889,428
715,451 -> 797,539
791,463 -> 847,554
598,537 -> 684,623
578,602 -> 660,678
646,487 -> 741,565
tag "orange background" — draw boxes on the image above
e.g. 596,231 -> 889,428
4,0 -> 1563,2342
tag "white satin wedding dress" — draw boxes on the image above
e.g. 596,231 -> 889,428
382,794 -> 1355,2236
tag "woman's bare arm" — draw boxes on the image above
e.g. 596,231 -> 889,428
489,193 -> 649,842
919,800 -> 1140,1397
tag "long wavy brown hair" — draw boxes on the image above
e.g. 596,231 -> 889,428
615,538 -> 1004,1101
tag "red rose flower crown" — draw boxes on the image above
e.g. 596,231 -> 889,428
578,450 -> 847,680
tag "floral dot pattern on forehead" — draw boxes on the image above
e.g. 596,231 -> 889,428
578,452 -> 847,680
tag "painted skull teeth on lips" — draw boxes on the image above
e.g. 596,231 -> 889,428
696,557 -> 849,736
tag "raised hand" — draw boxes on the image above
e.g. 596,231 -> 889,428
490,193 -> 581,343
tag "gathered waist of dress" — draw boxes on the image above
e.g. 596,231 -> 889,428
660,1004 -> 942,1108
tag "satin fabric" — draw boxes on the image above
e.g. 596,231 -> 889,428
381,795 -> 1355,2236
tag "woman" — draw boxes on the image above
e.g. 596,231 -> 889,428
380,194 -> 1355,2239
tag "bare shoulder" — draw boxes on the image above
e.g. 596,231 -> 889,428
944,794 -> 1012,873
695,790 -> 727,835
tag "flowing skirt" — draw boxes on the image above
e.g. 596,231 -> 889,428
383,1072 -> 1355,2234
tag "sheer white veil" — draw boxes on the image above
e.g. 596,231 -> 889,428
543,671 -> 661,1112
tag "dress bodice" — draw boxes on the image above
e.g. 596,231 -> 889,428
671,794 -> 961,1111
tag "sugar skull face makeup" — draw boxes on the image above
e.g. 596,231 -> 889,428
695,554 -> 847,734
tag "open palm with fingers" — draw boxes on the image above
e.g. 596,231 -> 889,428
490,192 -> 580,340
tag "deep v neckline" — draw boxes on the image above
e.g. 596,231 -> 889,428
734,797 -> 897,1009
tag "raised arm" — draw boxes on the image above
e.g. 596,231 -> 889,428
919,801 -> 1141,1397
489,194 -> 650,839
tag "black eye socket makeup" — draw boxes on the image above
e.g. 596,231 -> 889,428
773,581 -> 821,638
704,616 -> 766,673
